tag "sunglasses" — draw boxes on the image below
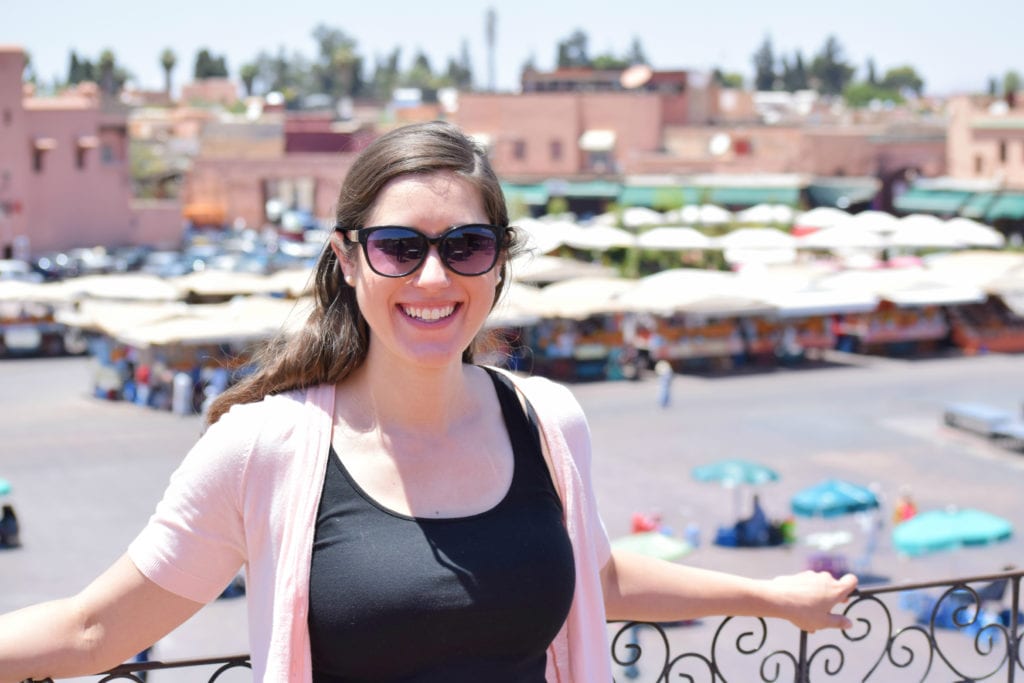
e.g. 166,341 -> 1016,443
339,224 -> 507,278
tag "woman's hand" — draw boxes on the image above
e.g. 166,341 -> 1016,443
764,570 -> 858,632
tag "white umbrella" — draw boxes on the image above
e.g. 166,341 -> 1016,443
509,254 -> 617,284
673,204 -> 733,226
172,270 -> 282,297
848,210 -> 901,235
486,283 -> 544,328
60,274 -> 184,302
715,227 -> 796,250
562,225 -> 636,250
615,268 -> 763,315
945,218 -> 1006,248
794,207 -> 851,232
889,214 -> 961,249
736,203 -> 796,225
635,226 -> 713,251
797,224 -> 887,250
0,280 -> 71,304
514,218 -> 573,254
536,277 -> 634,319
766,288 -> 879,318
621,206 -> 666,228
924,251 -> 1024,287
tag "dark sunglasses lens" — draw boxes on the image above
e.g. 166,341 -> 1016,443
440,226 -> 499,275
365,228 -> 427,276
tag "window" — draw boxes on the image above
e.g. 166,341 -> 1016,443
2,109 -> 10,126
101,144 -> 115,164
76,146 -> 87,170
999,140 -> 1008,163
975,155 -> 984,175
513,139 -> 526,160
550,139 -> 563,161
33,148 -> 44,173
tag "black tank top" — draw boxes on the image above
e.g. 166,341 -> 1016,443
308,369 -> 576,682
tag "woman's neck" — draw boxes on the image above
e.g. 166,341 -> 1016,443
338,355 -> 480,439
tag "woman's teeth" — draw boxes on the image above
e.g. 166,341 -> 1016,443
402,304 -> 456,321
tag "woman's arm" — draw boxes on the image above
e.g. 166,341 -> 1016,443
602,549 -> 856,632
0,554 -> 204,683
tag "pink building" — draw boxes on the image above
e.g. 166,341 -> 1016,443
947,96 -> 1024,189
0,46 -> 137,257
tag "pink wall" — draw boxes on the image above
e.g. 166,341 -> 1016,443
1,46 -> 137,256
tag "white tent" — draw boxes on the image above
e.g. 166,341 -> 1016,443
514,217 -> 574,254
614,268 -> 768,315
765,288 -> 879,318
562,225 -> 636,250
794,207 -> 851,231
736,203 -> 796,225
671,204 -> 733,225
945,218 -> 1006,248
924,251 -> 1024,287
172,269 -> 283,297
0,280 -> 72,304
635,226 -> 713,251
509,254 -> 617,284
59,274 -> 183,302
534,277 -> 634,319
797,224 -> 887,250
485,283 -> 544,328
715,227 -> 796,250
848,210 -> 901,235
888,215 -> 961,249
621,206 -> 666,228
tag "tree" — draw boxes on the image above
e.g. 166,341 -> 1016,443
781,52 -> 808,92
22,51 -> 36,84
809,35 -> 855,96
98,49 -> 116,96
881,65 -> 924,97
625,36 -> 648,66
371,47 -> 401,100
556,29 -> 590,68
444,40 -> 473,90
403,50 -> 436,91
159,48 -> 176,96
1004,70 -> 1021,107
752,35 -> 776,91
591,53 -> 629,70
712,68 -> 743,88
194,48 -> 229,79
866,58 -> 878,86
239,63 -> 258,97
310,24 -> 362,98
988,76 -> 999,97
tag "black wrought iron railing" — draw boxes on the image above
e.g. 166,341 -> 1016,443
22,570 -> 1024,683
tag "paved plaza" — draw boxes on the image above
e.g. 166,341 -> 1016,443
1,351 -> 1022,680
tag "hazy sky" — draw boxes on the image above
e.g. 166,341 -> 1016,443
5,0 -> 1022,96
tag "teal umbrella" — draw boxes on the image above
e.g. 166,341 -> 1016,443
691,459 -> 779,486
0,478 -> 10,496
611,532 -> 691,561
893,508 -> 1012,557
791,479 -> 879,518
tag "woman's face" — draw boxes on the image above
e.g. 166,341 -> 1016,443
333,171 -> 501,372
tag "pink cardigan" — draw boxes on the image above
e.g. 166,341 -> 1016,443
128,370 -> 613,681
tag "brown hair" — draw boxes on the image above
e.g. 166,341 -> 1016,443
206,121 -> 524,425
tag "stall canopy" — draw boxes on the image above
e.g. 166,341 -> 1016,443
534,277 -> 633,319
893,188 -> 974,216
635,226 -> 713,251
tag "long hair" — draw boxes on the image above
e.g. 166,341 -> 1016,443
206,121 -> 524,425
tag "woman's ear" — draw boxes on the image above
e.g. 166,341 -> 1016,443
330,231 -> 357,284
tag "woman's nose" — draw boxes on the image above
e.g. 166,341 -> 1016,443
414,247 -> 451,286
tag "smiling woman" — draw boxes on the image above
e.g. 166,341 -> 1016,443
0,122 -> 857,683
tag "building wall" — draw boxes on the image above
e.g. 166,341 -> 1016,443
947,96 -> 1024,188
0,47 -> 29,257
0,46 -> 136,256
184,153 -> 357,228
453,92 -> 663,178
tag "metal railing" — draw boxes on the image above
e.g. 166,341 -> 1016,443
23,570 -> 1023,683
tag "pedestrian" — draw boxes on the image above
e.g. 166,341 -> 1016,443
655,359 -> 674,408
0,122 -> 856,682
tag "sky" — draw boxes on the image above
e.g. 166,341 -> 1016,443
4,0 -> 1023,96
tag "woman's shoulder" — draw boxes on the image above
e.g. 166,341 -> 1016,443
486,368 -> 585,427
209,384 -> 332,456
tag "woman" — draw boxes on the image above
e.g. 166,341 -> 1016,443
0,121 -> 855,682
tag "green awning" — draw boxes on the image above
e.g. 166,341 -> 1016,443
559,180 -> 622,199
960,192 -> 998,220
619,186 -> 700,208
894,188 -> 974,215
985,194 -> 1024,222
501,183 -> 549,206
707,186 -> 800,207
806,179 -> 880,208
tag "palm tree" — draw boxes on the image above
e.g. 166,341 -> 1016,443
160,48 -> 176,97
239,63 -> 258,97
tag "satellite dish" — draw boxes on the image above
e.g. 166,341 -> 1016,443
620,64 -> 653,89
709,133 -> 732,156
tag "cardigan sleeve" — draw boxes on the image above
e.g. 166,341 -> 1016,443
127,403 -> 257,604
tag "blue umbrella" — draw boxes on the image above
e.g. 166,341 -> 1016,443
790,479 -> 879,519
691,459 -> 779,486
893,508 -> 1012,557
